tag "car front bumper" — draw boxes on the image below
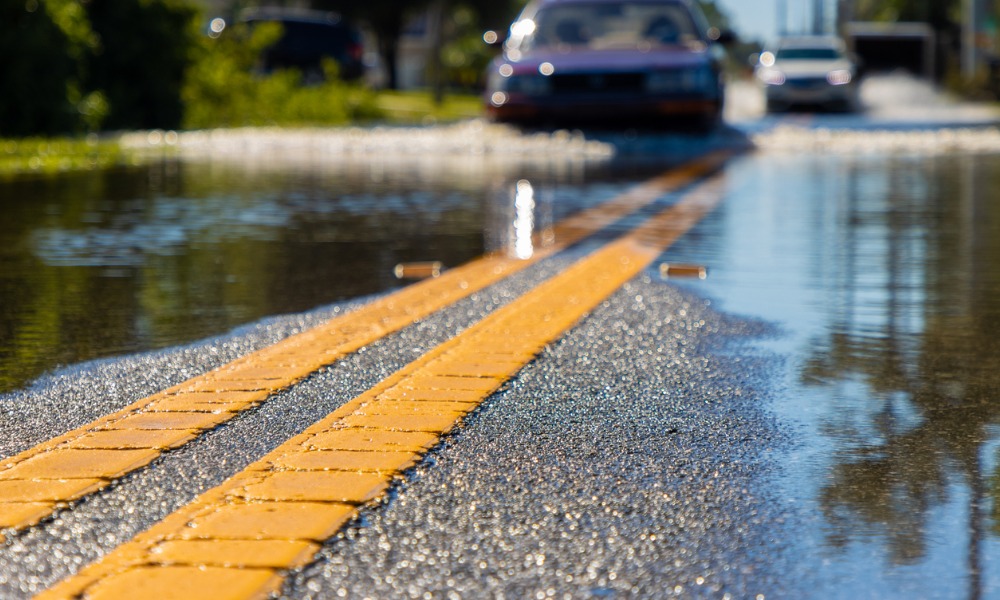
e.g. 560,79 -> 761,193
485,93 -> 721,124
765,80 -> 856,107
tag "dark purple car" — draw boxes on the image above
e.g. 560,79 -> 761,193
485,0 -> 730,129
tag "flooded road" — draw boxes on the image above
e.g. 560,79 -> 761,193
665,148 -> 1000,597
0,149 -> 635,393
0,161 -> 487,392
4,76 -> 1000,596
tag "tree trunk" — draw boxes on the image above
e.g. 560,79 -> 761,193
426,0 -> 448,104
380,34 -> 401,90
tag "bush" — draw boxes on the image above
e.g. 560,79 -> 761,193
0,136 -> 126,178
181,23 -> 383,129
1,1 -> 383,136
0,0 -> 199,136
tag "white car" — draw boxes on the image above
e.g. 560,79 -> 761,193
756,36 -> 860,112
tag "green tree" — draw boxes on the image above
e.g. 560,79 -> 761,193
311,0 -> 524,90
0,0 -> 98,135
182,22 -> 382,129
854,0 -> 960,28
1,0 -> 204,135
697,0 -> 732,31
426,0 -> 526,98
312,0 -> 433,90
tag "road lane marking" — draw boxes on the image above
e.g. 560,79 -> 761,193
36,171 -> 730,600
0,151 -> 732,540
70,567 -> 284,600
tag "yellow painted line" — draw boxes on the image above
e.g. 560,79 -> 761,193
36,171 -> 730,600
0,151 -> 732,541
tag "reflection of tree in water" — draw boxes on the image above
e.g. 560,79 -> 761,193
821,427 -> 948,564
798,156 -> 1000,596
0,161 -> 493,393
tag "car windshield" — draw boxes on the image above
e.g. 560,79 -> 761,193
521,1 -> 700,51
776,47 -> 842,61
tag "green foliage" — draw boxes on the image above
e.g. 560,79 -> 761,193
854,0 -> 960,27
374,90 -> 482,123
181,22 -> 279,129
438,6 -> 499,91
5,0 -> 497,136
41,0 -> 98,57
0,136 -> 127,178
0,0 -> 201,135
182,23 -> 383,129
697,1 -> 731,31
75,91 -> 110,133
0,1 -> 93,136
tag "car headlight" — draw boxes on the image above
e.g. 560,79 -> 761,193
756,68 -> 786,86
489,91 -> 509,107
826,69 -> 853,86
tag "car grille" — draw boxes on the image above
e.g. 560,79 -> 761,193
551,72 -> 646,94
786,76 -> 829,89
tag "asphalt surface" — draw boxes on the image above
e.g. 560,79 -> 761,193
284,276 -> 791,600
0,184 -> 796,598
12,73 -> 994,597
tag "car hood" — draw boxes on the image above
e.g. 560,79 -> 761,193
504,47 -> 711,74
773,59 -> 854,76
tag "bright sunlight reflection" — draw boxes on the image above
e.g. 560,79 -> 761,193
512,179 -> 536,259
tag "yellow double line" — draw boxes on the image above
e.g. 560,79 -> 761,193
0,151 -> 728,539
9,152 -> 733,599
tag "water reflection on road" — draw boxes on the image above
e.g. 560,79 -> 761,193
671,149 -> 1000,597
0,154 -> 658,393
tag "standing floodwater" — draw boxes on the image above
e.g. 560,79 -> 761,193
0,162 -> 476,392
0,137 -> 644,394
668,147 -> 1000,597
5,111 -> 1000,595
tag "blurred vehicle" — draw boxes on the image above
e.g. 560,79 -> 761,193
484,0 -> 732,129
756,36 -> 860,112
239,7 -> 365,82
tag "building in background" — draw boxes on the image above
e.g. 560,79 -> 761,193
779,0 -> 997,85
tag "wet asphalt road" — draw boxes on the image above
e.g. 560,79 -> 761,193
283,277 -> 787,600
0,200 -> 793,598
5,75 -> 1000,599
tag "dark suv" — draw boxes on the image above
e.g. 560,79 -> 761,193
240,8 -> 365,81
